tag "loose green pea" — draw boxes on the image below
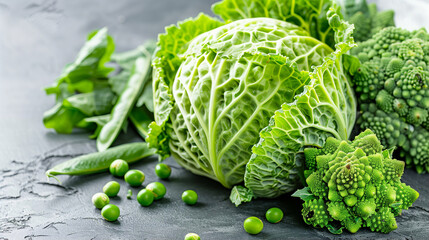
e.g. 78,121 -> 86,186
103,181 -> 120,197
109,159 -> 129,177
182,190 -> 198,205
101,204 -> 120,222
127,189 -> 132,199
137,189 -> 154,207
184,233 -> 200,240
266,207 -> 283,223
124,169 -> 145,187
243,217 -> 263,235
155,163 -> 171,179
146,182 -> 166,200
92,193 -> 110,209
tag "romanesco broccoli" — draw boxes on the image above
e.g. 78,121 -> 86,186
350,27 -> 429,173
341,0 -> 395,42
296,129 -> 419,234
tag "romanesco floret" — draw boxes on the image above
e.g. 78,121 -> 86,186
298,129 -> 419,234
342,0 -> 395,42
351,27 -> 429,173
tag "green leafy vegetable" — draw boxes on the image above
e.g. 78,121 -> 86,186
294,129 -> 419,233
230,186 -> 254,207
291,187 -> 315,201
149,0 -> 356,198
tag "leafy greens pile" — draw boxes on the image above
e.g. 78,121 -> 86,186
43,28 -> 155,149
148,0 -> 356,203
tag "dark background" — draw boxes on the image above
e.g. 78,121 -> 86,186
0,0 -> 428,239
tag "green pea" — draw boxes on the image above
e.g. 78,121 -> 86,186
155,163 -> 171,179
46,142 -> 156,180
146,182 -> 166,200
184,233 -> 200,240
265,207 -> 284,223
124,170 -> 145,187
109,159 -> 129,177
103,181 -> 120,197
182,190 -> 198,205
137,189 -> 154,207
127,189 -> 132,199
243,217 -> 263,235
101,204 -> 120,222
92,193 -> 110,209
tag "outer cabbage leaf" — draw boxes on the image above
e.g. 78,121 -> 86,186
169,18 -> 333,188
212,0 -> 336,48
243,8 -> 356,198
147,14 -> 224,159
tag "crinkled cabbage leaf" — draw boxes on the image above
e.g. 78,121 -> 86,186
149,0 -> 356,199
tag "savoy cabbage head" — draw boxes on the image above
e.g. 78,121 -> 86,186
148,0 -> 356,200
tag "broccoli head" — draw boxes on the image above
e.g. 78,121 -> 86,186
350,26 -> 429,173
297,129 -> 419,234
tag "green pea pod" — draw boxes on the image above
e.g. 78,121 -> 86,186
46,142 -> 156,182
97,55 -> 151,151
129,106 -> 153,140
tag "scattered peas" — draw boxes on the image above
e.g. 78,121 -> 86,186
109,159 -> 129,177
184,233 -> 200,240
155,163 -> 171,179
146,182 -> 166,200
243,217 -> 263,235
124,169 -> 145,187
137,189 -> 154,207
101,204 -> 120,222
266,207 -> 283,223
127,189 -> 132,199
92,193 -> 110,209
103,181 -> 120,197
182,190 -> 198,205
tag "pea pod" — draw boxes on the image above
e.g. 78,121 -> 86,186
97,54 -> 151,151
129,106 -> 153,139
46,142 -> 156,181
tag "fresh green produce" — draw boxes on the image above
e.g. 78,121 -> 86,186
182,190 -> 198,205
124,170 -> 145,187
137,189 -> 154,207
148,0 -> 356,202
43,27 -> 155,148
146,182 -> 166,200
109,159 -> 129,177
349,27 -> 429,173
265,208 -> 283,224
46,142 -> 155,181
340,0 -> 395,42
92,193 -> 110,209
97,56 -> 152,151
103,181 -> 120,197
292,129 -> 419,234
243,217 -> 263,235
127,189 -> 132,199
184,233 -> 200,240
155,163 -> 171,179
101,204 -> 120,222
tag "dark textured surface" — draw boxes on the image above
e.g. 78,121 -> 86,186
0,0 -> 428,239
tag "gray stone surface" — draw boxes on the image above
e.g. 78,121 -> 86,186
0,0 -> 428,239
